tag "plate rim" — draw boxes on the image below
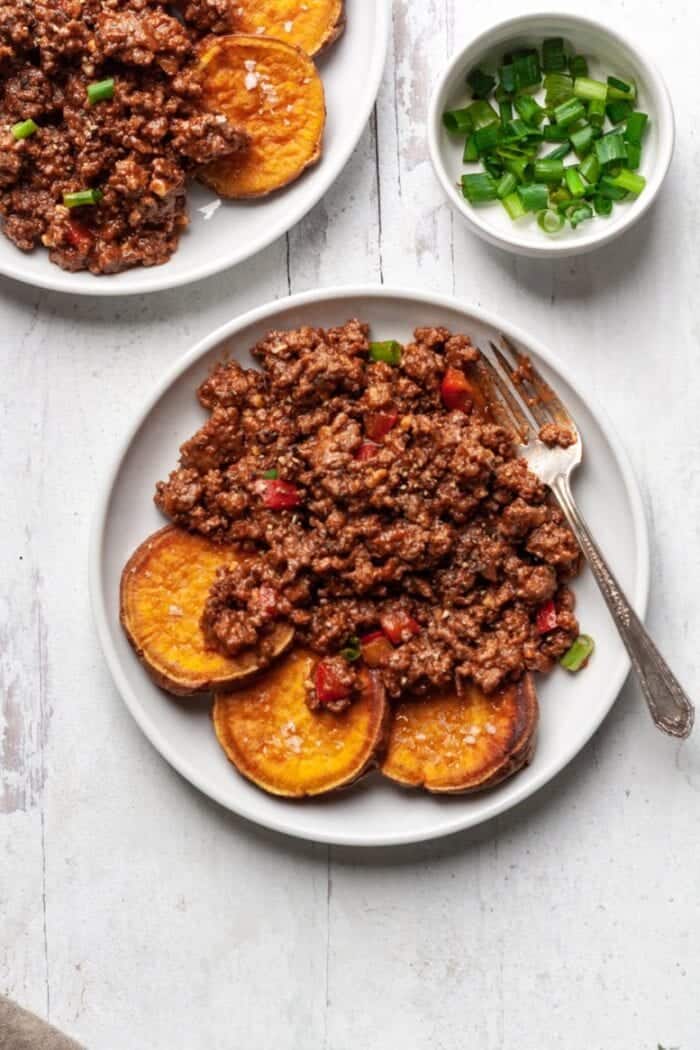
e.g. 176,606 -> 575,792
89,284 -> 651,846
0,3 -> 391,298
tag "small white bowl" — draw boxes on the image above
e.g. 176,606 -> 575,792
428,12 -> 675,258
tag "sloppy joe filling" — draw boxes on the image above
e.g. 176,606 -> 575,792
0,0 -> 243,274
155,321 -> 581,708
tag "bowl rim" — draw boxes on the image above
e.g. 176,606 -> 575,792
89,282 -> 651,847
428,11 -> 676,258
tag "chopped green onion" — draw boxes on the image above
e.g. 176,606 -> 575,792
578,152 -> 601,185
463,135 -> 479,163
596,176 -> 629,201
534,157 -> 564,183
569,54 -> 589,78
607,75 -> 636,100
542,37 -> 567,74
498,63 -> 517,95
550,186 -> 572,208
498,99 -> 513,125
483,155 -> 503,179
624,111 -> 648,146
87,78 -> 115,105
500,152 -> 531,181
606,98 -> 633,124
552,97 -> 586,128
443,108 -> 473,134
473,123 -> 502,154
368,340 -> 402,365
624,142 -> 641,170
560,634 -> 595,671
467,100 -> 500,129
603,168 -> 646,195
514,94 -> 545,127
537,208 -> 564,234
501,191 -> 526,220
517,183 -> 548,212
594,195 -> 613,216
461,172 -> 499,203
11,118 -> 38,140
595,131 -> 627,166
63,188 -> 103,207
568,202 -> 594,227
587,98 -> 606,128
512,51 -> 541,89
467,67 -> 496,99
340,636 -> 362,663
496,172 -> 518,199
544,142 -> 571,161
544,72 -> 574,107
570,124 -> 594,159
262,468 -> 279,479
564,165 -> 586,198
573,76 -> 608,102
543,122 -> 571,142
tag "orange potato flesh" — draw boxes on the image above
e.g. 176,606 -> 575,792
213,650 -> 390,797
232,0 -> 345,57
382,676 -> 538,794
120,526 -> 293,696
198,35 -> 325,199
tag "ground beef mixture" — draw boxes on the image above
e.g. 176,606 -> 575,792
0,0 -> 245,274
155,321 -> 582,709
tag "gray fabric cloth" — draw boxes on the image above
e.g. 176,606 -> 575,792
0,996 -> 84,1050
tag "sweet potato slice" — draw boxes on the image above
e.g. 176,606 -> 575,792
213,650 -> 390,797
381,676 -> 538,794
120,527 -> 293,696
232,0 -> 345,57
197,35 -> 325,199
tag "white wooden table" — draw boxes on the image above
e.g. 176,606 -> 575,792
3,2 -> 700,1047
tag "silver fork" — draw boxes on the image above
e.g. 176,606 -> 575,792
477,335 -> 694,739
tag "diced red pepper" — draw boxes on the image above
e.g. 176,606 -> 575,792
355,441 -> 380,462
255,478 -> 301,510
365,410 -> 398,442
536,599 -> 558,634
256,585 -> 278,619
314,660 -> 352,706
440,368 -> 475,413
65,218 -> 93,254
360,630 -> 394,668
379,611 -> 421,645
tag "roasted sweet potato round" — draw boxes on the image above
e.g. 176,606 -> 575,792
381,676 -> 538,794
213,650 -> 390,797
232,0 -> 345,57
120,526 -> 293,696
197,35 -> 325,199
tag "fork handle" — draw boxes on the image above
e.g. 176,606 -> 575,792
551,476 -> 694,739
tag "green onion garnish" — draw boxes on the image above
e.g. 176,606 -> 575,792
11,118 -> 38,140
87,78 -> 115,105
537,208 -> 564,234
340,636 -> 362,663
501,191 -> 526,220
573,76 -> 608,102
461,172 -> 499,203
63,189 -> 103,208
368,340 -> 402,365
607,75 -> 636,100
560,634 -> 595,672
448,39 -> 648,236
542,38 -> 566,74
467,67 -> 496,100
262,468 -> 279,479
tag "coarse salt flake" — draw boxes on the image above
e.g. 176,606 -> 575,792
244,71 -> 259,90
485,722 -> 497,735
284,20 -> 293,31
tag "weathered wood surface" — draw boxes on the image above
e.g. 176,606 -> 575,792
2,1 -> 699,1047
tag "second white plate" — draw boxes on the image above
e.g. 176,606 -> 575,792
90,286 -> 649,845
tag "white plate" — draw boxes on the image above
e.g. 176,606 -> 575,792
0,5 -> 389,297
90,286 -> 650,846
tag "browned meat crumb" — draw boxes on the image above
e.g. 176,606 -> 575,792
539,422 -> 577,448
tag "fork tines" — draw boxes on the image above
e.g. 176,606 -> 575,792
477,334 -> 578,445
